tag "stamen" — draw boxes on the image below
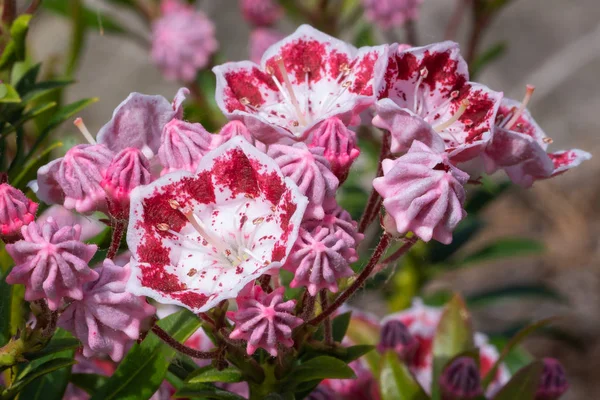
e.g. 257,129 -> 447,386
275,57 -> 307,126
74,117 -> 96,145
182,209 -> 227,254
169,199 -> 180,209
505,84 -> 535,130
413,67 -> 428,112
433,99 -> 470,132
156,223 -> 170,231
543,137 -> 553,144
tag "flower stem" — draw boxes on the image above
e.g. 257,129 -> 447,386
358,131 -> 390,233
151,325 -> 219,359
107,219 -> 126,260
372,237 -> 418,275
308,233 -> 392,326
320,290 -> 333,346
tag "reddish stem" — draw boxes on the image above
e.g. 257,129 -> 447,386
373,237 -> 418,275
320,290 -> 333,346
107,219 -> 126,260
152,325 -> 219,359
308,233 -> 392,326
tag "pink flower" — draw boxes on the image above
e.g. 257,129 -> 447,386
59,259 -> 156,362
0,182 -> 37,243
374,42 -> 502,164
373,141 -> 468,244
240,0 -> 282,27
158,119 -> 213,175
96,88 -> 189,155
36,144 -> 114,214
152,1 -> 218,82
484,92 -> 591,187
5,217 -> 98,310
249,28 -> 284,64
268,143 -> 339,220
382,299 -> 511,396
228,285 -> 302,356
284,226 -> 355,295
213,25 -> 386,144
126,137 -> 307,312
303,201 -> 363,249
309,117 -> 360,183
362,0 -> 423,30
210,120 -> 263,150
102,147 -> 153,217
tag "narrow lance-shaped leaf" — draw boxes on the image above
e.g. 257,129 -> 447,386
492,361 -> 544,400
379,351 -> 429,400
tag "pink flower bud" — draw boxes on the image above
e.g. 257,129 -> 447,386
58,260 -> 156,362
362,0 -> 423,30
152,1 -> 218,82
211,120 -> 261,149
101,147 -> 153,217
249,28 -> 284,63
158,119 -> 212,175
439,357 -> 483,400
268,144 -> 339,220
284,226 -> 355,296
309,118 -> 360,184
228,285 -> 302,357
373,141 -> 468,244
303,201 -> 363,249
536,358 -> 569,400
239,0 -> 282,27
377,319 -> 419,362
0,183 -> 37,243
5,217 -> 98,310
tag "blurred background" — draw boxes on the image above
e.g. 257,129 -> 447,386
25,0 -> 600,398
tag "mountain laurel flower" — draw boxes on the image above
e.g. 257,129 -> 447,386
284,226 -> 356,296
158,119 -> 213,175
439,357 -> 484,400
309,117 -> 360,183
302,201 -> 363,249
58,260 -> 156,362
382,299 -> 511,395
0,183 -> 37,243
374,141 -> 468,244
374,41 -> 502,164
36,144 -> 114,214
484,90 -> 591,187
535,358 -> 569,400
228,285 -> 302,356
152,1 -> 218,82
268,143 -> 339,220
362,0 -> 423,30
101,147 -> 153,217
213,25 -> 386,144
126,137 -> 307,313
249,28 -> 284,64
5,217 -> 99,310
240,0 -> 282,27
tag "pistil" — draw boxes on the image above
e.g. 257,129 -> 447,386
74,117 -> 97,145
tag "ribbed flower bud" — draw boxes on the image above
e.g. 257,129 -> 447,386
0,182 -> 37,243
439,357 -> 483,400
535,358 -> 569,400
377,319 -> 419,362
158,119 -> 212,175
239,0 -> 282,27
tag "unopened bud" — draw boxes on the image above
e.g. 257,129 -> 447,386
440,357 -> 483,400
377,320 -> 419,363
535,358 -> 569,400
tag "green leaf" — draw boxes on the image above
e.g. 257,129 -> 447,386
286,356 -> 356,386
482,318 -> 555,388
470,42 -> 507,79
71,373 -> 109,395
338,345 -> 375,364
379,351 -> 429,400
332,311 -> 352,342
21,79 -> 75,103
431,295 -> 473,400
459,238 -> 544,265
90,310 -> 201,400
186,366 -> 243,384
18,330 -> 77,400
4,358 -> 76,398
26,98 -> 98,162
10,141 -> 63,187
354,24 -> 375,47
175,383 -> 247,399
492,361 -> 543,400
0,15 -> 32,69
0,267 -> 13,347
0,84 -> 21,103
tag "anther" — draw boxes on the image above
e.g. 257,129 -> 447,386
451,90 -> 460,99
74,117 -> 97,145
420,67 -> 429,78
433,99 -> 470,132
543,137 -> 553,144
169,199 -> 180,209
506,84 -> 535,130
240,97 -> 250,105
187,268 -> 197,277
156,223 -> 170,231
252,217 -> 264,225
342,81 -> 352,88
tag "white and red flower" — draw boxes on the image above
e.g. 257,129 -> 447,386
126,137 -> 308,312
484,90 -> 591,187
213,25 -> 386,144
374,41 -> 502,163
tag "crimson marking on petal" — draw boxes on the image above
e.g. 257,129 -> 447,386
420,50 -> 465,92
172,291 -> 209,309
142,191 -> 188,233
271,242 -> 286,262
140,265 -> 186,293
255,169 -> 286,204
213,149 -> 260,198
224,67 -> 274,112
328,50 -> 351,80
497,106 -> 536,138
137,234 -> 171,266
180,171 -> 216,204
414,335 -> 433,368
350,51 -> 378,95
266,39 -> 326,83
395,52 -> 419,81
278,190 -> 297,231
457,87 -> 496,143
549,151 -> 575,168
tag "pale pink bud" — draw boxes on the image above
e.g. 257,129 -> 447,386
5,217 -> 98,310
58,260 -> 156,362
240,0 -> 282,27
309,118 -> 360,183
228,285 -> 302,357
361,0 -> 423,30
0,182 -> 37,243
158,119 -> 212,175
